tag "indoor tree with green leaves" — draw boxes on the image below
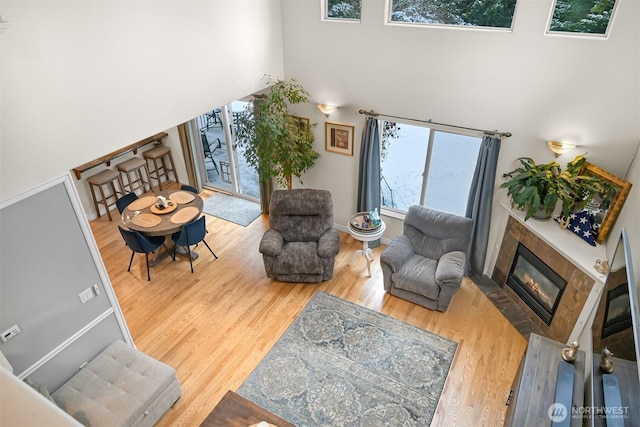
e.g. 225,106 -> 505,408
235,76 -> 319,192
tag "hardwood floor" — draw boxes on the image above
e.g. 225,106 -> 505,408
89,183 -> 527,427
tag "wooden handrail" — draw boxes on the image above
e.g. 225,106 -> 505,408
72,132 -> 168,179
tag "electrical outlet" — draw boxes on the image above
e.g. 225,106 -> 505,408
79,288 -> 94,304
1,324 -> 21,343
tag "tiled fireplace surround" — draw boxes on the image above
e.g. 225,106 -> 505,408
487,209 -> 607,343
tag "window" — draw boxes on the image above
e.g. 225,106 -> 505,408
387,0 -> 518,29
547,0 -> 618,36
380,121 -> 481,217
325,0 -> 361,21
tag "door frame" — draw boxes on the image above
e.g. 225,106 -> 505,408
187,104 -> 259,202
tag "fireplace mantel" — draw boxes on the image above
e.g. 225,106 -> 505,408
497,202 -> 607,283
492,203 -> 608,343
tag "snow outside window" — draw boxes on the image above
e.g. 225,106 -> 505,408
380,121 -> 481,217
325,0 -> 361,21
388,0 -> 518,29
547,0 -> 618,36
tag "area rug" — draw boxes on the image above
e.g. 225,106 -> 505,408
202,192 -> 262,226
237,291 -> 457,426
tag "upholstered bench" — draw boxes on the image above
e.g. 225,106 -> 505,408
52,340 -> 181,427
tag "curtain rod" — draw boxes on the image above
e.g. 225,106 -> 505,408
358,109 -> 512,138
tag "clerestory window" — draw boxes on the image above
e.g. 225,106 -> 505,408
547,0 -> 618,37
387,0 -> 518,30
324,0 -> 362,21
380,121 -> 482,217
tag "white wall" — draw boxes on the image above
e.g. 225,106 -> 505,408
1,368 -> 81,427
0,1 -> 285,422
609,141 -> 639,287
0,0 -> 285,205
280,0 -> 640,270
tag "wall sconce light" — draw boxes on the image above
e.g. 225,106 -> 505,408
317,104 -> 337,117
547,140 -> 576,157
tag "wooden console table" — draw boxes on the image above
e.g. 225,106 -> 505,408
505,333 -> 585,426
200,390 -> 295,427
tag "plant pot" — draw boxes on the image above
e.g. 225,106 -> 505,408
532,209 -> 553,220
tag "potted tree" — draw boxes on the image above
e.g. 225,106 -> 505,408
235,77 -> 319,207
500,154 -> 604,221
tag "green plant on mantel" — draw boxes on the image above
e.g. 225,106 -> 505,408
556,154 -> 606,216
235,76 -> 319,189
500,154 -> 605,221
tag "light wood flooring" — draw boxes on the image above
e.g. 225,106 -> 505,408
89,183 -> 527,426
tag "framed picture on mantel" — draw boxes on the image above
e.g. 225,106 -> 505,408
580,162 -> 632,244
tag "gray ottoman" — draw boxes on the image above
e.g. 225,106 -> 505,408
52,340 -> 181,427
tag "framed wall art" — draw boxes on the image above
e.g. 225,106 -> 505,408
291,115 -> 310,131
581,162 -> 632,244
325,121 -> 354,156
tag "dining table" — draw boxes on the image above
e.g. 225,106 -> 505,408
121,189 -> 204,265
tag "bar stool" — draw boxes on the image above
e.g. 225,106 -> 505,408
87,169 -> 124,221
143,145 -> 177,190
117,157 -> 151,194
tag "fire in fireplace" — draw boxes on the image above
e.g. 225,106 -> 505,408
506,243 -> 567,325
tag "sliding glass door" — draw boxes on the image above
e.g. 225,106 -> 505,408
195,100 -> 259,200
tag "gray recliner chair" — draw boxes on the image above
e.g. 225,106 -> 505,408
259,189 -> 340,283
380,205 -> 472,312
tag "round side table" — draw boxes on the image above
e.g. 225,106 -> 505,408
347,220 -> 386,277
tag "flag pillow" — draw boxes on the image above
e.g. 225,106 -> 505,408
555,211 -> 597,246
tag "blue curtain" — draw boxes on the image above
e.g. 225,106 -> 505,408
357,118 -> 381,246
465,135 -> 502,276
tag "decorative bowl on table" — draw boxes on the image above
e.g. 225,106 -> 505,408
350,211 -> 381,232
150,202 -> 177,214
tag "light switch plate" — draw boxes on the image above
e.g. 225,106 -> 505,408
79,288 -> 94,304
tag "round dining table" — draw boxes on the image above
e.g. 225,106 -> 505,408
122,190 -> 203,236
121,190 -> 204,265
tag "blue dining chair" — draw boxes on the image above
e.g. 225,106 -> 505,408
171,216 -> 217,273
118,226 -> 173,281
116,192 -> 138,214
180,184 -> 198,194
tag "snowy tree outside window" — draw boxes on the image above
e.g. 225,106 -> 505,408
389,0 -> 518,29
548,0 -> 617,35
326,0 -> 361,20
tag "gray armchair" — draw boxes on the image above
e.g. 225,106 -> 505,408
381,205 -> 472,312
259,189 -> 340,283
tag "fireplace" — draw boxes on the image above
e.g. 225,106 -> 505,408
506,243 -> 567,325
493,215 -> 598,342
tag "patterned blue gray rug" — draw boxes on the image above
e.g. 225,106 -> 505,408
237,291 -> 457,426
